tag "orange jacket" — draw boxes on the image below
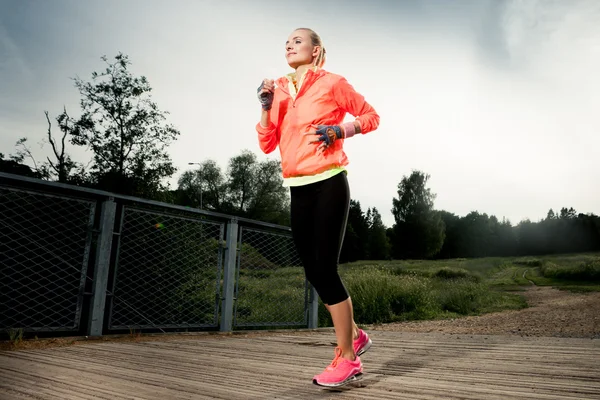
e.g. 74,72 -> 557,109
256,68 -> 380,179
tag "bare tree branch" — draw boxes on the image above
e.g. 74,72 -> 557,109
60,106 -> 68,163
45,111 -> 60,164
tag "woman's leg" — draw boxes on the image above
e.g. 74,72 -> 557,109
325,303 -> 360,339
290,183 -> 319,291
291,172 -> 359,365
326,298 -> 357,360
310,172 -> 357,360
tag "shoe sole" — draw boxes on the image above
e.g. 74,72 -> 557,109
357,338 -> 372,356
313,372 -> 363,388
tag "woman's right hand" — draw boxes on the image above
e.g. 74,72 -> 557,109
257,79 -> 275,111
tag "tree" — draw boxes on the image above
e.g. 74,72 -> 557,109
559,207 -> 577,220
246,158 -> 290,224
0,152 -> 41,178
225,150 -> 258,214
495,217 -> 518,256
43,108 -> 87,183
70,53 -> 179,197
176,149 -> 289,225
367,207 -> 391,260
391,170 -> 445,259
5,112 -> 86,184
436,211 -> 461,258
340,200 -> 370,262
178,160 -> 227,211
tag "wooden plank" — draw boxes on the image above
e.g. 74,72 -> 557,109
0,331 -> 599,399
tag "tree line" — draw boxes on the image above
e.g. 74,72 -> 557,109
340,170 -> 600,262
2,53 -> 599,261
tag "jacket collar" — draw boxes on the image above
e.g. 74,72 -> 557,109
276,66 -> 326,96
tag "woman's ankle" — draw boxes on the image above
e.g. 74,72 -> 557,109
341,349 -> 357,361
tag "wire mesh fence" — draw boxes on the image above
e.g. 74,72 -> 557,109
0,173 -> 316,337
233,226 -> 308,328
107,207 -> 225,330
0,187 -> 95,332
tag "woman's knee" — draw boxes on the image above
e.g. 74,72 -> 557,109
308,267 -> 349,305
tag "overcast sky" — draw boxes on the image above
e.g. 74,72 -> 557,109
1,0 -> 599,227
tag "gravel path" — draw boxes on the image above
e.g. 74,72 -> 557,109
371,286 -> 600,339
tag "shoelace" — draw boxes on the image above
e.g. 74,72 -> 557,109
325,347 -> 343,370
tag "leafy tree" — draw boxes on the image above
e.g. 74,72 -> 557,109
340,200 -> 370,262
391,170 -> 445,259
436,211 -> 461,258
225,150 -> 259,214
246,158 -> 290,224
178,160 -> 227,211
176,149 -> 289,225
7,138 -> 47,178
457,211 -> 494,257
559,207 -> 577,220
495,217 -> 518,256
366,207 -> 391,260
339,224 -> 360,264
0,152 -> 41,178
70,53 -> 180,197
516,219 -> 550,255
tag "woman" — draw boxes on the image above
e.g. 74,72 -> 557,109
255,27 -> 380,387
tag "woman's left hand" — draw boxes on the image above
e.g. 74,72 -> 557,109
304,124 -> 343,154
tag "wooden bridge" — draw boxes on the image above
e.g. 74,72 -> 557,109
1,330 -> 599,399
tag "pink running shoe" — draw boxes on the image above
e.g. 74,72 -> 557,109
354,329 -> 372,356
312,347 -> 363,387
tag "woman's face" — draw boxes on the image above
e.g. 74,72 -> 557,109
285,30 -> 318,69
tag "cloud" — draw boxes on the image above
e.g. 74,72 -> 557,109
1,0 -> 598,228
0,22 -> 34,107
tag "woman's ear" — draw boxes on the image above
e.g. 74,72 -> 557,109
312,45 -> 321,58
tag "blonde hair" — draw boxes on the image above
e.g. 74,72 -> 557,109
295,28 -> 326,67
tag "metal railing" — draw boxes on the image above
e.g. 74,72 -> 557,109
0,172 -> 318,337
233,226 -> 308,328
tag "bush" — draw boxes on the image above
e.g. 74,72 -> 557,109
513,258 -> 543,267
239,242 -> 279,270
434,267 -> 480,282
434,279 -> 486,314
234,266 -> 307,326
317,265 -> 514,327
540,259 -> 600,281
318,267 -> 436,326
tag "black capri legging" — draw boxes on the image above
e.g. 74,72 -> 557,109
290,171 -> 350,306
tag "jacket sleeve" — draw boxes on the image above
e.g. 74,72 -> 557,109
331,76 -> 380,134
255,94 -> 280,154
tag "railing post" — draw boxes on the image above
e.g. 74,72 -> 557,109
308,285 -> 319,329
87,199 -> 116,337
220,218 -> 238,332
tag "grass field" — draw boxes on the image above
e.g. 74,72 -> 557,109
318,252 -> 600,326
232,252 -> 600,328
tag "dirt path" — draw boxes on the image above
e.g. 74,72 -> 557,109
372,286 -> 600,339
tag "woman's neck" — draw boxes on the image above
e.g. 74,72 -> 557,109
294,64 -> 312,78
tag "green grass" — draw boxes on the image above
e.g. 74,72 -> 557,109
228,252 -> 600,329
523,256 -> 600,292
315,261 -> 528,326
233,266 -> 307,326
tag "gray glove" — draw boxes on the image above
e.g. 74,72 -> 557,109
257,82 -> 274,111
